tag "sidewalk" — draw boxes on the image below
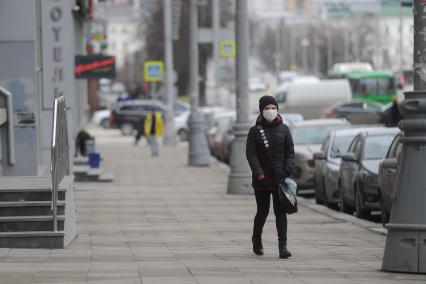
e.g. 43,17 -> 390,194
1,128 -> 426,284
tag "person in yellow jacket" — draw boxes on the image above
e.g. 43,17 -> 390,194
144,111 -> 164,156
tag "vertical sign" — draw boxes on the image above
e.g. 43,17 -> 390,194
144,61 -> 164,82
219,40 -> 236,58
41,0 -> 73,109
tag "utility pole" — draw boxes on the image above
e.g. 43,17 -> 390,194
227,0 -> 251,195
326,28 -> 333,72
212,0 -> 220,106
188,0 -> 210,166
163,0 -> 177,145
382,0 -> 426,273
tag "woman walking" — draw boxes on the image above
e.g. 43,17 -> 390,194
144,111 -> 164,156
246,95 -> 295,258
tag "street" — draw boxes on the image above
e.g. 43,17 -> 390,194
1,127 -> 425,284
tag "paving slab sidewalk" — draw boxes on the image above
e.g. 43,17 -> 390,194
0,128 -> 425,284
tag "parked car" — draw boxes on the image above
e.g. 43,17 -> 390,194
339,127 -> 399,218
278,71 -> 299,84
220,114 -> 258,164
378,133 -> 403,226
289,119 -> 351,191
275,80 -> 352,120
174,110 -> 190,141
322,100 -> 397,125
281,113 -> 304,125
92,109 -> 111,128
206,111 -> 236,158
200,106 -> 227,131
110,100 -> 166,135
249,77 -> 268,92
110,100 -> 189,136
313,128 -> 364,206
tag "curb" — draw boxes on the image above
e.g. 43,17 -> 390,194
208,156 -> 387,236
298,197 -> 387,236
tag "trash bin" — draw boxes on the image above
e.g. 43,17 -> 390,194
85,139 -> 95,155
88,153 -> 101,168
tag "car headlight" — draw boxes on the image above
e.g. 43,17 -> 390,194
360,168 -> 378,185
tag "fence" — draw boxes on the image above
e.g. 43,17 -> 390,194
50,95 -> 70,231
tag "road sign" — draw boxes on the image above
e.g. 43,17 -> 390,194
219,40 -> 236,58
144,61 -> 164,82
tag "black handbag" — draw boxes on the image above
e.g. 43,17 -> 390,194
257,125 -> 298,214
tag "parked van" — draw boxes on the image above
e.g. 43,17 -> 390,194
274,80 -> 352,119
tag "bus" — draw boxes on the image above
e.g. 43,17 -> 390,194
345,71 -> 397,104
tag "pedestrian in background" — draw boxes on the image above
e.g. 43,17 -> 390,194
144,111 -> 164,156
389,97 -> 403,127
246,95 -> 295,259
134,116 -> 146,146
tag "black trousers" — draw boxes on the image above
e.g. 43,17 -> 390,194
253,190 -> 287,245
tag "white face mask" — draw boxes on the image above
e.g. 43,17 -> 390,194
263,109 -> 278,122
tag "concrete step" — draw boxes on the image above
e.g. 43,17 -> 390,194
0,201 -> 66,216
0,215 -> 65,232
0,231 -> 65,249
74,156 -> 88,166
74,166 -> 114,182
0,176 -> 69,202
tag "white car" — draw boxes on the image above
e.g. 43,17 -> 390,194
92,109 -> 111,128
174,110 -> 190,141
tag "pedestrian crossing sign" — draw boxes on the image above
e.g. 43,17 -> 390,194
144,61 -> 164,82
220,40 -> 236,58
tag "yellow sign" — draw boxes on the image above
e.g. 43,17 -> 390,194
219,40 -> 236,58
144,61 -> 164,82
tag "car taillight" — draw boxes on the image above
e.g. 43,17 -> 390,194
109,112 -> 116,124
323,108 -> 336,117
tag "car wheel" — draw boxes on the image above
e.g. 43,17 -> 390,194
323,179 -> 334,208
100,119 -> 110,129
380,192 -> 390,227
120,123 -> 134,136
339,182 -> 352,214
354,184 -> 369,219
314,177 -> 323,205
178,129 -> 188,141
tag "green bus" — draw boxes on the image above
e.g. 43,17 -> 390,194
330,70 -> 397,104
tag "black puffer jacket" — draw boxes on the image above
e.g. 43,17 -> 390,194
246,114 -> 295,190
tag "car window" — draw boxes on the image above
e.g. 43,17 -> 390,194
365,102 -> 381,111
353,137 -> 362,157
321,135 -> 331,155
120,105 -> 139,111
387,135 -> 400,158
343,102 -> 362,108
151,105 -> 164,112
330,134 -> 357,158
364,135 -> 396,160
276,91 -> 287,103
292,124 -> 349,145
395,142 -> 403,159
347,136 -> 358,153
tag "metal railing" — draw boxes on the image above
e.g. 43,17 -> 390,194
50,95 -> 70,232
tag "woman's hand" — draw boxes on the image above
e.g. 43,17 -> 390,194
257,174 -> 265,181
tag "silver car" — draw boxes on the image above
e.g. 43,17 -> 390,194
289,119 -> 351,191
313,128 -> 363,206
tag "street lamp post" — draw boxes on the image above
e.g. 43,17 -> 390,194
227,0 -> 252,195
163,0 -> 177,146
382,0 -> 426,273
188,0 -> 210,166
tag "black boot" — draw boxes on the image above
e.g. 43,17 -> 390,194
252,235 -> 264,256
279,240 -> 291,259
